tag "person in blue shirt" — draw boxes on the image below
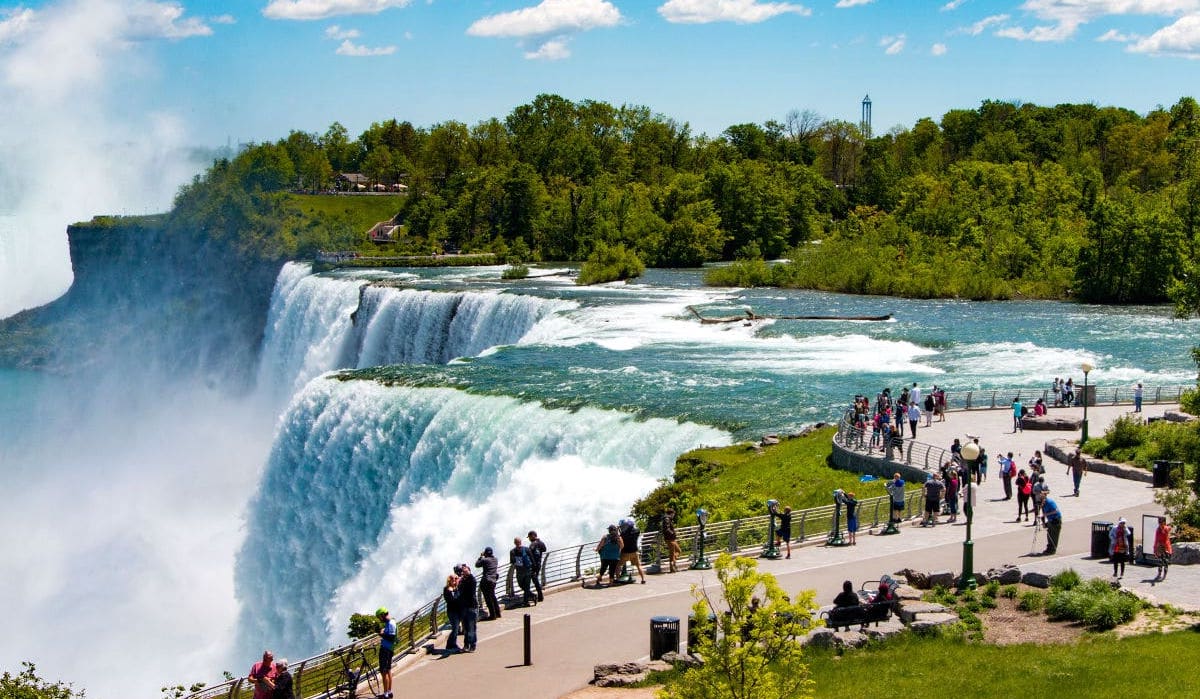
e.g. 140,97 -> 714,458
1041,498 -> 1063,555
1012,398 -> 1024,433
376,607 -> 397,698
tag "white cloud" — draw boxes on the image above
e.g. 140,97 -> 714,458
1001,0 -> 1200,43
211,14 -> 236,25
942,0 -> 967,9
955,13 -> 1010,36
524,37 -> 571,60
1130,12 -> 1200,57
931,41 -> 948,55
468,0 -> 621,38
263,0 -> 412,21
835,0 -> 873,7
125,1 -> 213,39
324,24 -> 361,39
658,0 -> 810,24
0,8 -> 36,44
880,33 -> 906,54
1096,27 -> 1133,41
335,38 -> 396,55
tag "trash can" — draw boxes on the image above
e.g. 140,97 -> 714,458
1091,521 -> 1112,559
650,616 -> 680,660
687,613 -> 716,651
1153,460 -> 1177,488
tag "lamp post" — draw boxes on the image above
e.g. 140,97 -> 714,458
1080,361 -> 1094,444
958,441 -> 980,591
762,499 -> 781,559
693,508 -> 712,570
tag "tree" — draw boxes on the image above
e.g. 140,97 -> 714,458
1,662 -> 84,699
663,554 -> 817,699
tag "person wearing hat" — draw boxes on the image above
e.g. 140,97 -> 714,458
376,607 -> 396,698
594,524 -> 622,587
476,547 -> 501,620
1109,517 -> 1134,578
1041,497 -> 1063,555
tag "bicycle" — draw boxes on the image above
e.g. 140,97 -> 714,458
321,645 -> 382,699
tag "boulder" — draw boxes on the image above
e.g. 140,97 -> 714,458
987,566 -> 1022,585
761,434 -> 781,446
1021,415 -> 1081,430
1163,411 -> 1198,424
897,601 -> 950,624
801,628 -> 839,648
660,651 -> 703,668
927,570 -> 957,589
909,613 -> 959,634
897,568 -> 928,589
1172,542 -> 1200,565
837,630 -> 869,648
1021,571 -> 1052,588
862,618 -> 906,641
592,661 -> 672,687
894,584 -> 923,601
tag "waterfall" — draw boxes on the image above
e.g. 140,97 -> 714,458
235,377 -> 729,656
256,263 -> 573,398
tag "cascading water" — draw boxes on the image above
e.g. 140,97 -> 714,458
235,378 -> 729,656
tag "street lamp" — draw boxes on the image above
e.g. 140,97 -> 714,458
958,441 -> 981,591
1080,361 -> 1094,444
762,499 -> 781,559
693,508 -> 712,570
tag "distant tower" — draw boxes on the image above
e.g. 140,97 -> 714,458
861,94 -> 872,139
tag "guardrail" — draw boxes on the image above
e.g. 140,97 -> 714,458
186,382 -> 1190,698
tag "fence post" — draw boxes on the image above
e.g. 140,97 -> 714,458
505,566 -> 515,597
226,678 -> 241,699
872,500 -> 881,527
409,612 -> 418,651
575,545 -> 583,580
728,521 -> 740,553
990,390 -> 997,408
431,597 -> 440,636
965,391 -> 973,409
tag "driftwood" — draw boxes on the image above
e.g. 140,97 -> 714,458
686,306 -> 892,324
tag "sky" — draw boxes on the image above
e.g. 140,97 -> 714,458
1,0 -> 1199,314
4,0 -> 1200,146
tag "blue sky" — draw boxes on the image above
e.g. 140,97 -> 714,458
2,0 -> 1200,144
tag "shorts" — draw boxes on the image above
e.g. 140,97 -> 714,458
891,500 -> 904,512
924,498 -> 939,515
378,647 -> 394,672
847,515 -> 858,533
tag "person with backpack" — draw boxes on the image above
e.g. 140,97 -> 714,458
1109,518 -> 1134,578
923,392 -> 935,427
510,537 -> 536,607
619,518 -> 647,584
527,530 -> 547,602
594,524 -> 623,587
1015,469 -> 1032,522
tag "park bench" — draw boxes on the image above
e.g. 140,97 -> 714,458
819,576 -> 900,631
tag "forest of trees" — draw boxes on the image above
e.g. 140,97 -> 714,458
175,93 -> 1200,302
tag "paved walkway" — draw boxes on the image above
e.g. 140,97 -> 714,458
393,402 -> 1191,699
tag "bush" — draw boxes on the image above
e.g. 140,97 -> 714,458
1018,591 -> 1045,612
1106,415 -> 1146,450
1181,388 -> 1200,416
983,580 -> 1000,598
501,264 -> 529,279
577,242 -> 645,285
1050,568 -> 1081,591
1046,578 -> 1143,630
1000,585 -> 1018,599
980,595 -> 997,610
347,612 -> 383,639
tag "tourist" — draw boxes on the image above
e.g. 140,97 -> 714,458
775,505 -> 793,559
998,451 -> 1015,500
1031,476 -> 1049,524
248,650 -> 277,699
907,401 -> 921,439
923,391 -> 935,427
1015,469 -> 1032,522
886,473 -> 906,527
1067,449 -> 1087,497
934,386 -> 946,422
662,508 -> 681,572
1063,378 -> 1075,406
594,524 -> 623,586
977,446 -> 989,484
528,530 -> 547,601
1034,397 -> 1047,416
476,547 -> 501,620
922,474 -> 944,527
909,382 -> 921,408
1052,377 -> 1062,407
1134,382 -> 1144,413
833,580 -> 860,608
456,563 -> 479,652
870,411 -> 883,450
1154,517 -> 1173,581
944,469 -> 960,523
443,571 -> 462,652
619,518 -> 648,584
894,396 -> 906,437
1028,450 -> 1044,474
1109,518 -> 1134,578
950,438 -> 962,461
271,660 -> 293,699
882,420 -> 895,460
376,608 -> 396,698
1041,497 -> 1063,554
844,492 -> 859,545
1012,398 -> 1024,433
509,536 -> 536,607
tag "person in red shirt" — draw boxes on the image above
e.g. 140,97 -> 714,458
247,650 -> 277,699
1154,517 -> 1173,581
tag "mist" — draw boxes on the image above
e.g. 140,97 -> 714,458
0,0 -> 209,319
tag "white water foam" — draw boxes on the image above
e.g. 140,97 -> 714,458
235,379 -> 730,656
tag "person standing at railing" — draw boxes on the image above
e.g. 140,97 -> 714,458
662,509 -> 681,573
443,572 -> 463,653
247,650 -> 277,699
775,506 -> 793,559
594,524 -> 623,587
271,659 -> 293,699
619,518 -> 648,584
528,530 -> 547,602
923,392 -> 934,427
456,564 -> 479,653
476,548 -> 502,620
510,537 -> 536,607
844,492 -> 859,544
944,469 -> 960,524
376,608 -> 396,699
886,473 -> 905,528
1134,382 -> 1144,413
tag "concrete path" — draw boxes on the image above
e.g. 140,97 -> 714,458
392,402 -> 1189,699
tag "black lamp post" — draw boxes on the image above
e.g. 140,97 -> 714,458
958,441 -> 980,591
762,499 -> 781,559
1080,362 -> 1094,444
693,508 -> 712,570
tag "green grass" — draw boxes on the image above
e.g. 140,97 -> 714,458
287,194 -> 404,231
803,630 -> 1200,698
632,427 -> 899,525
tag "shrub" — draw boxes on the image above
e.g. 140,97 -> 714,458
1001,585 -> 1018,599
1050,568 -> 1081,591
577,242 -> 645,285
1086,593 -> 1142,630
1181,388 -> 1200,416
982,580 -> 1000,598
1106,415 -> 1146,450
1046,578 -> 1143,630
980,595 -> 997,610
501,264 -> 529,280
1018,591 -> 1045,612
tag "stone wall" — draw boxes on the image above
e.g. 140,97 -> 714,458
1044,439 -> 1153,483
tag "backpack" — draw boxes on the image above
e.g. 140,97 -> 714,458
1021,481 -> 1032,496
513,546 -> 531,569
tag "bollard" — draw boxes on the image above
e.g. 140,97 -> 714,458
523,614 -> 532,666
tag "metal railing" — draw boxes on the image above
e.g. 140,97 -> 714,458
932,384 -> 1188,411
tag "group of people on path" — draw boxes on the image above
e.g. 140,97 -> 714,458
593,518 -> 648,586
852,383 -> 947,457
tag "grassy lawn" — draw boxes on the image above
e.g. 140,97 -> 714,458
633,427 -> 900,525
287,193 -> 404,232
802,629 -> 1200,698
